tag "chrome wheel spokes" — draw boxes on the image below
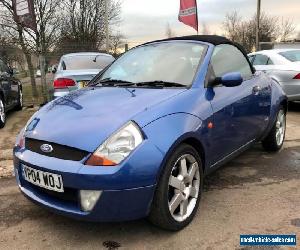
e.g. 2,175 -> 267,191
275,110 -> 286,146
0,99 -> 5,123
19,91 -> 23,107
168,154 -> 200,222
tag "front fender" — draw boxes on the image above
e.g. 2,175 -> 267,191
142,113 -> 205,183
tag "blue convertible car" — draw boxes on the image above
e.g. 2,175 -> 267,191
14,36 -> 287,231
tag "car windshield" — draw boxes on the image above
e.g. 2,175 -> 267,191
279,50 -> 300,62
99,42 -> 206,86
60,55 -> 114,70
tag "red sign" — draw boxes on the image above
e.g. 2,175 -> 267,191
12,0 -> 37,32
178,0 -> 198,32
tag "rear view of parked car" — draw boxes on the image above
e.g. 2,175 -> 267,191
53,52 -> 115,98
36,69 -> 41,78
0,58 -> 23,128
248,49 -> 300,101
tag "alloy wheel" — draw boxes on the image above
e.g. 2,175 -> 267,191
168,154 -> 200,222
275,110 -> 286,146
0,99 -> 5,123
19,90 -> 23,107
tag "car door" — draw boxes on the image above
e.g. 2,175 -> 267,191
8,71 -> 20,105
207,44 -> 270,165
0,59 -> 12,107
3,63 -> 19,105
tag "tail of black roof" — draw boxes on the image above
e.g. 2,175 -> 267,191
142,35 -> 232,46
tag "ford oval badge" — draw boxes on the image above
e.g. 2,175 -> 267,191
40,144 -> 53,153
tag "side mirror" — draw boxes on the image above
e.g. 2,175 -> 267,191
52,67 -> 57,74
218,72 -> 243,87
8,67 -> 14,76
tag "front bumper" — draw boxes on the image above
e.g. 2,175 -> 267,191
16,170 -> 155,222
13,141 -> 163,221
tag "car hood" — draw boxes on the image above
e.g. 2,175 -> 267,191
25,87 -> 187,152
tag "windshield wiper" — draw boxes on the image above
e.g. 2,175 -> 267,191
93,79 -> 187,88
95,78 -> 136,87
136,81 -> 187,88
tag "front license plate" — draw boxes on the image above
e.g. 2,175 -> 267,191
22,165 -> 64,193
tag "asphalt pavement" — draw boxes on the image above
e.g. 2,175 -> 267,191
0,104 -> 299,250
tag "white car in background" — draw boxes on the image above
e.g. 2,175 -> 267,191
53,52 -> 115,98
36,69 -> 41,78
248,49 -> 300,101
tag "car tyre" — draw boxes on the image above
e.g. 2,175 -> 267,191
148,144 -> 203,231
0,96 -> 6,128
262,106 -> 286,152
15,88 -> 23,111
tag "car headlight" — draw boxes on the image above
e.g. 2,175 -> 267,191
15,128 -> 25,148
85,121 -> 143,166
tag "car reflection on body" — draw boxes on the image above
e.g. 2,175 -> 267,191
14,36 -> 287,231
52,52 -> 115,98
248,49 -> 300,101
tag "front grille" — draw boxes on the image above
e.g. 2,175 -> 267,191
25,138 -> 89,161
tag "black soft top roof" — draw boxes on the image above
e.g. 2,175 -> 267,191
143,35 -> 233,46
141,35 -> 255,73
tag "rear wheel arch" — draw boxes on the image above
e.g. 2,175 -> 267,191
269,77 -> 288,115
280,98 -> 288,114
262,105 -> 286,152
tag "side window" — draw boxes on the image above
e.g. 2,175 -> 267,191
211,44 -> 253,79
252,54 -> 269,65
248,55 -> 255,64
267,58 -> 274,65
57,59 -> 64,71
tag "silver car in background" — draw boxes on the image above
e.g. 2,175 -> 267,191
248,49 -> 300,101
53,52 -> 115,98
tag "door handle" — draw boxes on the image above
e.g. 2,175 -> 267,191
253,85 -> 262,95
